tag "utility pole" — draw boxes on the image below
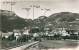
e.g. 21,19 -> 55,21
3,1 -> 16,11
30,1 -> 40,20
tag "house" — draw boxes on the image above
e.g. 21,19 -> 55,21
23,29 -> 30,35
1,31 -> 13,39
13,29 -> 22,40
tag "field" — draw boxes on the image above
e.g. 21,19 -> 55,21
0,39 -> 32,49
0,40 -> 79,50
39,40 -> 79,49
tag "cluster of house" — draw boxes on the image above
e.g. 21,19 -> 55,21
43,27 -> 79,37
0,26 -> 79,41
0,27 -> 30,40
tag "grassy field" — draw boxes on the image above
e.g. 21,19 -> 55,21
39,40 -> 79,49
0,39 -> 79,50
0,40 -> 32,49
0,40 -> 79,50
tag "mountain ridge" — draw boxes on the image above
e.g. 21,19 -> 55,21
0,10 -> 79,32
0,10 -> 27,32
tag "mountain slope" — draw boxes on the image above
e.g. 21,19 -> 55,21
34,12 -> 79,30
0,10 -> 27,32
1,10 -> 79,32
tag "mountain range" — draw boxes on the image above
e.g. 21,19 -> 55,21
0,10 -> 79,32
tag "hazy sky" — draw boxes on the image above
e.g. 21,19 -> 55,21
0,0 -> 79,19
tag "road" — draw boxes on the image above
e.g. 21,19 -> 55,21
9,41 -> 39,50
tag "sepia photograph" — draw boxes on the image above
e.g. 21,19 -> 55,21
0,0 -> 79,50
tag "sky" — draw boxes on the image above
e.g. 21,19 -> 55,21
0,0 -> 79,19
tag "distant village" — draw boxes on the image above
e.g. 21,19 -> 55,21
1,25 -> 79,42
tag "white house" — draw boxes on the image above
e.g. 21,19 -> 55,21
23,29 -> 30,35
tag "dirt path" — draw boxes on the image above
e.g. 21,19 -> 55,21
9,41 -> 39,50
